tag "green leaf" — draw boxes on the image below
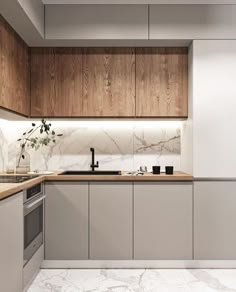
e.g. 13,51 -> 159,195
22,155 -> 25,159
32,123 -> 36,127
57,134 -> 63,137
17,139 -> 21,141
28,129 -> 33,134
52,130 -> 55,135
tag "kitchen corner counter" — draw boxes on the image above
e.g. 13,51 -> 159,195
0,175 -> 45,201
0,171 -> 193,201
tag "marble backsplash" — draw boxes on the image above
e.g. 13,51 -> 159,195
0,120 -> 181,172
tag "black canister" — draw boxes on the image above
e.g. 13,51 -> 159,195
165,166 -> 174,175
152,166 -> 161,174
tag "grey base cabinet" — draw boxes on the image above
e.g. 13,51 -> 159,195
194,181 -> 236,260
134,182 -> 193,260
23,245 -> 44,289
45,182 -> 89,260
89,182 -> 133,260
0,192 -> 23,292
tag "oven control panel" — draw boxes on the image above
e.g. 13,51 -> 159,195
26,183 -> 42,201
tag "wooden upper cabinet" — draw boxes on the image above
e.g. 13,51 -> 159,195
136,48 -> 188,117
31,48 -> 83,117
31,48 -> 135,117
0,16 -> 30,116
82,48 -> 135,117
30,47 -> 187,118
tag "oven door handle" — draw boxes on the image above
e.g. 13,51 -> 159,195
24,195 -> 46,209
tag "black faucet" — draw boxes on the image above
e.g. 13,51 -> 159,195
90,148 -> 99,171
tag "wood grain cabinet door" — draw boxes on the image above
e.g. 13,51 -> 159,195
83,48 -> 135,117
136,48 -> 188,117
31,48 -> 83,117
0,16 -> 30,116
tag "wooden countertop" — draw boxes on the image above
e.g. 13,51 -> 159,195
47,171 -> 193,181
0,171 -> 193,201
0,175 -> 45,201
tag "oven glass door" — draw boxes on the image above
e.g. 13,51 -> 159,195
24,204 -> 43,249
24,197 -> 44,265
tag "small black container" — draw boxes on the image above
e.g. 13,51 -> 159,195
165,166 -> 174,175
152,166 -> 161,174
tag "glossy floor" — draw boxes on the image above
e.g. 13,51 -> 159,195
28,269 -> 236,291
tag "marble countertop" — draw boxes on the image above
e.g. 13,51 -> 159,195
0,171 -> 193,201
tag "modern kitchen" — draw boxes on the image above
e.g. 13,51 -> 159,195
1,1 -> 236,291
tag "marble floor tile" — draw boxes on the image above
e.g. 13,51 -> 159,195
27,269 -> 236,292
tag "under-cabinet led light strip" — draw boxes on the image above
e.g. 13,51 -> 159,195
0,119 -> 182,129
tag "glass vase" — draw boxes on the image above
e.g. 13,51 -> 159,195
16,147 -> 31,174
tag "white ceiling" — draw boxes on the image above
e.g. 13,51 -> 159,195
41,0 -> 236,4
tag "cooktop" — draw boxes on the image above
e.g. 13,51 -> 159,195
0,175 -> 39,183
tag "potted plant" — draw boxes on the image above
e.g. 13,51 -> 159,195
16,119 -> 63,173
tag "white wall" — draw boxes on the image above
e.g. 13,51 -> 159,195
192,40 -> 236,178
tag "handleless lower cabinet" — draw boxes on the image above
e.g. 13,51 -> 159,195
0,192 -> 23,292
45,182 -> 89,260
194,181 -> 236,260
89,182 -> 133,260
134,182 -> 192,260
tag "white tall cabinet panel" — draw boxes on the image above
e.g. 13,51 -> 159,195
192,40 -> 236,177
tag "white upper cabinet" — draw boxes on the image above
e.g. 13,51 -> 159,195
150,5 -> 236,39
45,4 -> 148,39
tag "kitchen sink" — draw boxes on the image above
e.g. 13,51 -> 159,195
59,170 -> 122,175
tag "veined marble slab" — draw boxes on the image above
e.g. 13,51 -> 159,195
0,121 -> 181,172
28,269 -> 236,292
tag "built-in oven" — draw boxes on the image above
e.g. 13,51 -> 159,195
23,183 -> 45,266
